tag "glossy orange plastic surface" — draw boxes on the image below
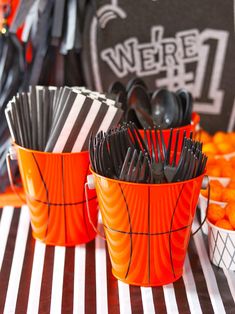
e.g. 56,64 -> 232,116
16,145 -> 98,246
139,112 -> 200,150
92,170 -> 204,286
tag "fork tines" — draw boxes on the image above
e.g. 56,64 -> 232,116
119,148 -> 151,183
89,122 -> 208,184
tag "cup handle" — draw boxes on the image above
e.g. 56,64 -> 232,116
6,149 -> 26,204
192,176 -> 210,236
85,181 -> 106,241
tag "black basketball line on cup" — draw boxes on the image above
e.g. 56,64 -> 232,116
118,183 -> 133,280
169,184 -> 185,278
148,186 -> 150,284
31,153 -> 97,243
103,224 -> 190,235
61,155 -> 67,244
25,193 -> 97,206
32,152 -> 50,239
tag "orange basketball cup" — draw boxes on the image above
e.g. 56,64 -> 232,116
91,169 -> 205,286
10,144 -> 98,246
139,112 -> 200,150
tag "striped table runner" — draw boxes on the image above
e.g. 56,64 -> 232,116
0,206 -> 234,314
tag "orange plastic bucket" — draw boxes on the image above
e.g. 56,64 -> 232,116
91,169 -> 204,286
14,144 -> 98,246
139,112 -> 200,150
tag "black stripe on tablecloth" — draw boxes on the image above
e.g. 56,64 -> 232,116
211,264 -> 235,312
173,277 -> 191,314
188,237 -> 214,313
15,226 -> 35,313
1,206 -> 235,313
62,247 -> 75,313
105,242 -> 120,314
38,246 -> 55,313
85,240 -> 96,314
0,208 -> 20,313
130,285 -> 144,313
152,287 -> 167,314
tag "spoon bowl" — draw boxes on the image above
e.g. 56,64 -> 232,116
151,89 -> 179,129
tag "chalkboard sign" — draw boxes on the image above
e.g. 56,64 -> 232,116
83,0 -> 235,133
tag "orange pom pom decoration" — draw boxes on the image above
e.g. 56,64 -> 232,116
207,204 -> 225,224
228,209 -> 235,229
215,219 -> 234,230
222,189 -> 235,203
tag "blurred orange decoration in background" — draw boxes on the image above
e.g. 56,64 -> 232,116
0,0 -> 24,40
198,130 -> 235,178
0,0 -> 18,28
207,201 -> 235,231
203,179 -> 235,231
200,130 -> 235,156
199,130 -> 235,232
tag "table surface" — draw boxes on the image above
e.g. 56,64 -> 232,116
0,205 -> 234,314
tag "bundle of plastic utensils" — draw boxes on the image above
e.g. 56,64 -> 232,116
109,78 -> 193,129
5,86 -> 123,152
89,122 -> 207,183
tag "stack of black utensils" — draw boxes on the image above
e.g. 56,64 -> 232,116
5,86 -> 123,153
109,78 -> 193,130
89,122 -> 207,184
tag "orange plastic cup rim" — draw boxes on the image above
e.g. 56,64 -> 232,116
138,112 -> 199,132
14,143 -> 89,157
13,113 -> 199,156
207,219 -> 235,234
90,167 -> 205,187
163,112 -> 199,130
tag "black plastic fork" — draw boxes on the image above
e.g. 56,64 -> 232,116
164,129 -> 180,182
119,148 -> 151,183
144,128 -> 166,183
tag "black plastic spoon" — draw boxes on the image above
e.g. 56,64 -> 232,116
176,89 -> 193,125
151,89 -> 179,129
127,84 -> 153,128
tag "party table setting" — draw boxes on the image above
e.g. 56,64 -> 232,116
0,0 -> 235,312
0,80 -> 235,313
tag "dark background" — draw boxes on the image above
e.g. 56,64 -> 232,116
83,0 -> 235,133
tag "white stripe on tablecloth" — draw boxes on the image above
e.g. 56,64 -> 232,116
73,245 -> 86,314
192,219 -> 226,314
163,283 -> 179,314
27,241 -> 46,314
183,253 -> 202,314
97,106 -> 119,133
223,269 -> 235,304
72,99 -> 102,152
4,206 -> 30,314
140,287 -> 155,314
95,235 -> 108,314
118,281 -> 132,314
0,206 -> 14,271
50,246 -> 66,314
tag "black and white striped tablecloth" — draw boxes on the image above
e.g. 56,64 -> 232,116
0,206 -> 234,314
